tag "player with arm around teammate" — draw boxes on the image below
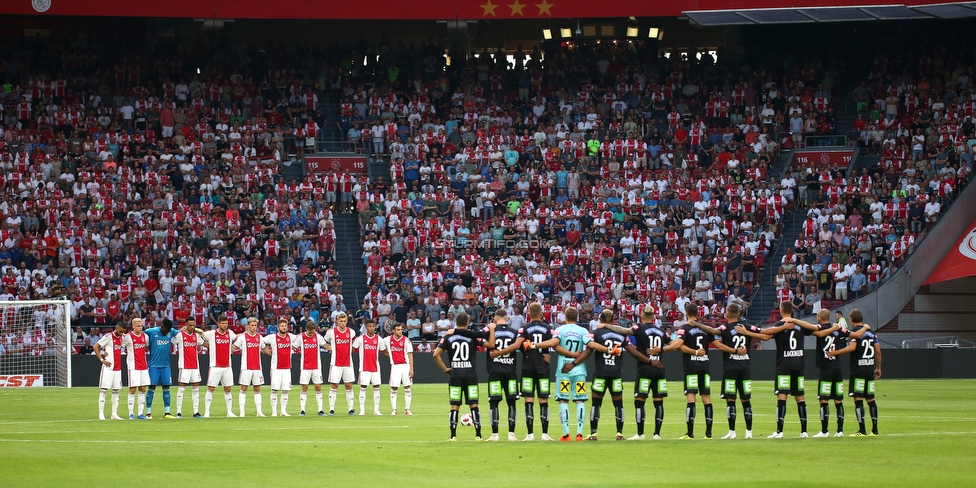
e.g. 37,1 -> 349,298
121,318 -> 151,420
294,320 -> 329,417
384,322 -> 415,415
433,312 -> 495,441
628,306 -> 670,440
827,309 -> 881,436
143,319 -> 179,418
203,315 -> 238,418
232,317 -> 267,417
323,313 -> 358,415
493,302 -> 554,441
482,308 -> 520,442
261,318 -> 297,416
353,319 -> 388,416
586,309 -> 650,441
659,303 -> 721,439
174,318 -> 205,418
711,303 -> 761,439
94,323 -> 127,420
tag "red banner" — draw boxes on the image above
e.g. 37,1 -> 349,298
1,0 -> 967,20
306,155 -> 367,174
924,217 -> 976,285
792,149 -> 854,169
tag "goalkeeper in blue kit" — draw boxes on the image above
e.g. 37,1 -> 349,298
145,319 -> 179,418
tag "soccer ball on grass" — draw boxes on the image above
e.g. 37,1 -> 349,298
460,413 -> 474,426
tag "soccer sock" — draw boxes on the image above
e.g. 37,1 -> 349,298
191,387 -> 200,415
576,402 -> 586,436
127,392 -> 135,417
507,399 -> 517,433
254,391 -> 263,415
450,410 -> 459,437
270,391 -> 278,415
98,389 -> 107,417
404,388 -> 412,411
612,398 -> 624,434
345,388 -> 355,411
855,400 -> 865,434
776,399 -> 787,433
471,407 -> 482,438
162,387 -> 171,413
390,390 -> 398,411
300,391 -> 308,412
239,391 -> 247,415
176,386 -> 185,415
205,390 -> 213,415
653,400 -> 664,436
559,402 -> 570,436
137,392 -> 146,416
743,401 -> 753,430
540,403 -> 550,434
224,391 -> 233,414
316,391 -> 324,413
525,402 -> 535,435
111,391 -> 120,416
704,403 -> 714,437
820,403 -> 830,433
373,386 -> 381,411
727,402 -> 737,431
590,396 -> 603,434
146,386 -> 155,414
868,401 -> 879,434
634,401 -> 645,436
798,401 -> 808,433
359,388 -> 367,412
281,392 -> 289,413
836,403 -> 845,433
328,387 -> 337,411
686,402 -> 696,437
489,400 -> 500,434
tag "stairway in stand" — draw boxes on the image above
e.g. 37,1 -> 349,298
332,213 -> 369,312
746,211 -> 804,325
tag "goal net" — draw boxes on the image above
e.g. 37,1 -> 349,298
0,300 -> 71,387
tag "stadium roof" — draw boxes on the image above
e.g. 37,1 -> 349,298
3,0 -> 976,21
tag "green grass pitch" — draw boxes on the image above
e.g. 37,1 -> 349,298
1,380 -> 974,486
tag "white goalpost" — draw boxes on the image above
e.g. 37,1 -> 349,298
0,300 -> 72,388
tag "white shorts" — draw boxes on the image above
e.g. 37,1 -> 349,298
328,366 -> 355,384
207,366 -> 234,388
359,371 -> 381,386
389,364 -> 412,388
305,137 -> 316,147
239,369 -> 265,386
300,369 -> 324,385
99,368 -> 122,390
128,369 -> 150,388
270,369 -> 292,391
178,368 -> 202,385
161,126 -> 174,137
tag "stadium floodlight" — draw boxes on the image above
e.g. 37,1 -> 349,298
626,27 -> 639,37
648,27 -> 660,38
657,30 -> 665,41
542,28 -> 553,40
0,300 -> 72,387
560,27 -> 572,38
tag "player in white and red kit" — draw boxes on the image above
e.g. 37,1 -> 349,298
324,313 -> 358,415
384,322 -> 415,415
121,318 -> 150,419
293,320 -> 329,416
261,318 -> 296,416
94,323 -> 127,420
233,317 -> 266,417
203,315 -> 237,417
174,318 -> 205,418
354,319 -> 388,415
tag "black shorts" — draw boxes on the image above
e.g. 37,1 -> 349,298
849,375 -> 877,400
634,372 -> 668,399
448,377 -> 480,406
488,372 -> 519,401
818,369 -> 845,401
683,371 -> 711,396
775,369 -> 805,396
591,376 -> 623,397
721,369 -> 753,401
520,371 -> 551,399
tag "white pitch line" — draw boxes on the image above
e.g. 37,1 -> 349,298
0,425 -> 411,435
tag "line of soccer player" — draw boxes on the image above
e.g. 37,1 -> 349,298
93,313 -> 415,420
432,301 -> 882,441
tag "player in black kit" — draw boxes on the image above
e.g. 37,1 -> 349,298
433,312 -> 495,441
660,302 -> 721,439
629,306 -> 670,440
491,302 -> 554,441
827,309 -> 881,436
587,310 -> 650,441
712,303 -> 762,440
483,309 -> 519,442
